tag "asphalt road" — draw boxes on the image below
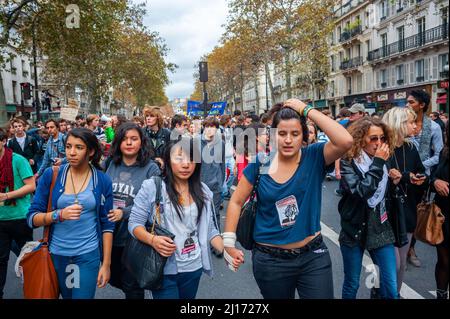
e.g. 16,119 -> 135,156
3,180 -> 438,299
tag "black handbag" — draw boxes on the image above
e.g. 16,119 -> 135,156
236,163 -> 261,250
122,176 -> 175,290
387,186 -> 409,248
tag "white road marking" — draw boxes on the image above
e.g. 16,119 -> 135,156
320,222 -> 425,299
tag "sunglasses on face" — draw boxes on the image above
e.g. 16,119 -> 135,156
369,135 -> 386,143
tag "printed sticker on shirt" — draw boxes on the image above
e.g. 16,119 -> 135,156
113,198 -> 126,210
181,231 -> 197,256
380,200 -> 388,224
275,195 -> 300,228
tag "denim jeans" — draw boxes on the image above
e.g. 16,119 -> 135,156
222,156 -> 235,197
151,268 -> 203,299
340,243 -> 398,299
252,236 -> 334,299
0,219 -> 33,299
51,248 -> 100,299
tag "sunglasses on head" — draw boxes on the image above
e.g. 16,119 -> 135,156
369,135 -> 386,143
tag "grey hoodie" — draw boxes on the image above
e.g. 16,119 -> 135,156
199,133 -> 225,194
106,160 -> 160,246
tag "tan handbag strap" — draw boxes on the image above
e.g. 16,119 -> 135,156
43,166 -> 60,243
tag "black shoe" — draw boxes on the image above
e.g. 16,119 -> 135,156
334,189 -> 344,197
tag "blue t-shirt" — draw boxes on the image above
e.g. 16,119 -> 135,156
243,143 -> 327,245
50,177 -> 99,256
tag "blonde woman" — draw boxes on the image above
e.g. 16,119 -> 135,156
382,107 -> 426,297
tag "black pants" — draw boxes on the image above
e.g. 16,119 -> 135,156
0,219 -> 33,299
110,245 -> 145,299
252,235 -> 334,299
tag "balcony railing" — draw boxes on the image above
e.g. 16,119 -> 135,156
368,24 -> 448,62
334,0 -> 365,18
11,67 -> 17,75
339,25 -> 363,43
397,79 -> 404,85
381,82 -> 387,88
340,56 -> 363,71
416,76 -> 425,82
440,71 -> 449,79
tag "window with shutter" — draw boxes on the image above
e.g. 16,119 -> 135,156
376,70 -> 380,88
432,56 -> 438,80
409,62 -> 415,83
390,66 -> 395,87
424,58 -> 429,81
405,63 -> 409,84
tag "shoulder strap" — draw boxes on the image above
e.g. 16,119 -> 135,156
150,176 -> 163,228
250,160 -> 263,200
42,166 -> 60,243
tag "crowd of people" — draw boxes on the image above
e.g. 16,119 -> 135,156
0,91 -> 448,300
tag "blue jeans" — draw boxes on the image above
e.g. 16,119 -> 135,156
51,248 -> 100,299
222,157 -> 235,197
252,236 -> 334,299
340,243 -> 398,299
151,268 -> 203,299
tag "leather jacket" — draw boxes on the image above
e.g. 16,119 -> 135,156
144,127 -> 171,159
338,157 -> 395,250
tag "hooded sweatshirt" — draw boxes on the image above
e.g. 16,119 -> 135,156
106,159 -> 160,246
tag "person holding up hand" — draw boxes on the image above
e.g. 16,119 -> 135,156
27,128 -> 114,299
224,98 -> 353,299
338,116 -> 398,299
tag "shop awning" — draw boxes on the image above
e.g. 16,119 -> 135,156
437,94 -> 447,104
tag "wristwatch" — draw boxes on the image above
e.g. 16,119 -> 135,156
51,210 -> 59,223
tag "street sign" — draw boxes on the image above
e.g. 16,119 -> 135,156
438,80 -> 449,89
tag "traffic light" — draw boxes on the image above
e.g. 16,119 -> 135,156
20,82 -> 32,100
199,62 -> 208,82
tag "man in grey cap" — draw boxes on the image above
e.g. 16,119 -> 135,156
345,103 -> 365,128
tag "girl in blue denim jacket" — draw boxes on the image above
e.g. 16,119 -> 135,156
27,128 -> 114,299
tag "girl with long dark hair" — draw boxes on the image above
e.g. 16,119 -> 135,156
105,122 -> 160,299
27,128 -> 114,299
129,137 -> 234,299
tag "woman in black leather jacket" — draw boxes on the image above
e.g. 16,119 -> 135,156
432,121 -> 449,299
338,117 -> 397,299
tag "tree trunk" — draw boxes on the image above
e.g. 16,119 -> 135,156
284,50 -> 292,99
254,74 -> 260,115
264,62 -> 275,106
239,67 -> 244,112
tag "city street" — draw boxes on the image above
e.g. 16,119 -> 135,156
3,180 -> 438,299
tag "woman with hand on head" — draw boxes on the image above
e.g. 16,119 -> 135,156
338,117 -> 398,299
382,107 -> 426,297
105,122 -> 160,299
27,128 -> 114,299
224,98 -> 353,299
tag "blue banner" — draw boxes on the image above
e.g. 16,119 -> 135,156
208,101 -> 227,115
187,100 -> 227,116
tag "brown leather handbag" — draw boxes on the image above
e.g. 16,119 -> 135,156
20,166 -> 60,299
415,188 -> 446,246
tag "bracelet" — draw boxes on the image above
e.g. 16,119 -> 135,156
59,209 -> 64,222
302,105 -> 315,118
150,234 -> 156,246
222,232 -> 237,248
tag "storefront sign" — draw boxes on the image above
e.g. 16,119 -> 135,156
394,92 -> 406,100
377,94 -> 389,102
438,80 -> 449,89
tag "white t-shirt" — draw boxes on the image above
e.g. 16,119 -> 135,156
16,135 -> 26,151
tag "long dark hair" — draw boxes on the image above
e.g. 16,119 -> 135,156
109,122 -> 154,166
66,128 -> 102,170
162,137 -> 205,222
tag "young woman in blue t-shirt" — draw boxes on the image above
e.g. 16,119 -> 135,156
223,98 -> 353,299
28,128 -> 114,299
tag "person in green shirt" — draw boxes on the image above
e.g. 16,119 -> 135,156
0,128 -> 36,299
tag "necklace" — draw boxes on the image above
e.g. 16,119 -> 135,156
393,145 -> 408,198
178,186 -> 190,206
70,167 -> 90,204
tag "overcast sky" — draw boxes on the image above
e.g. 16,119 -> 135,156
141,0 -> 228,100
